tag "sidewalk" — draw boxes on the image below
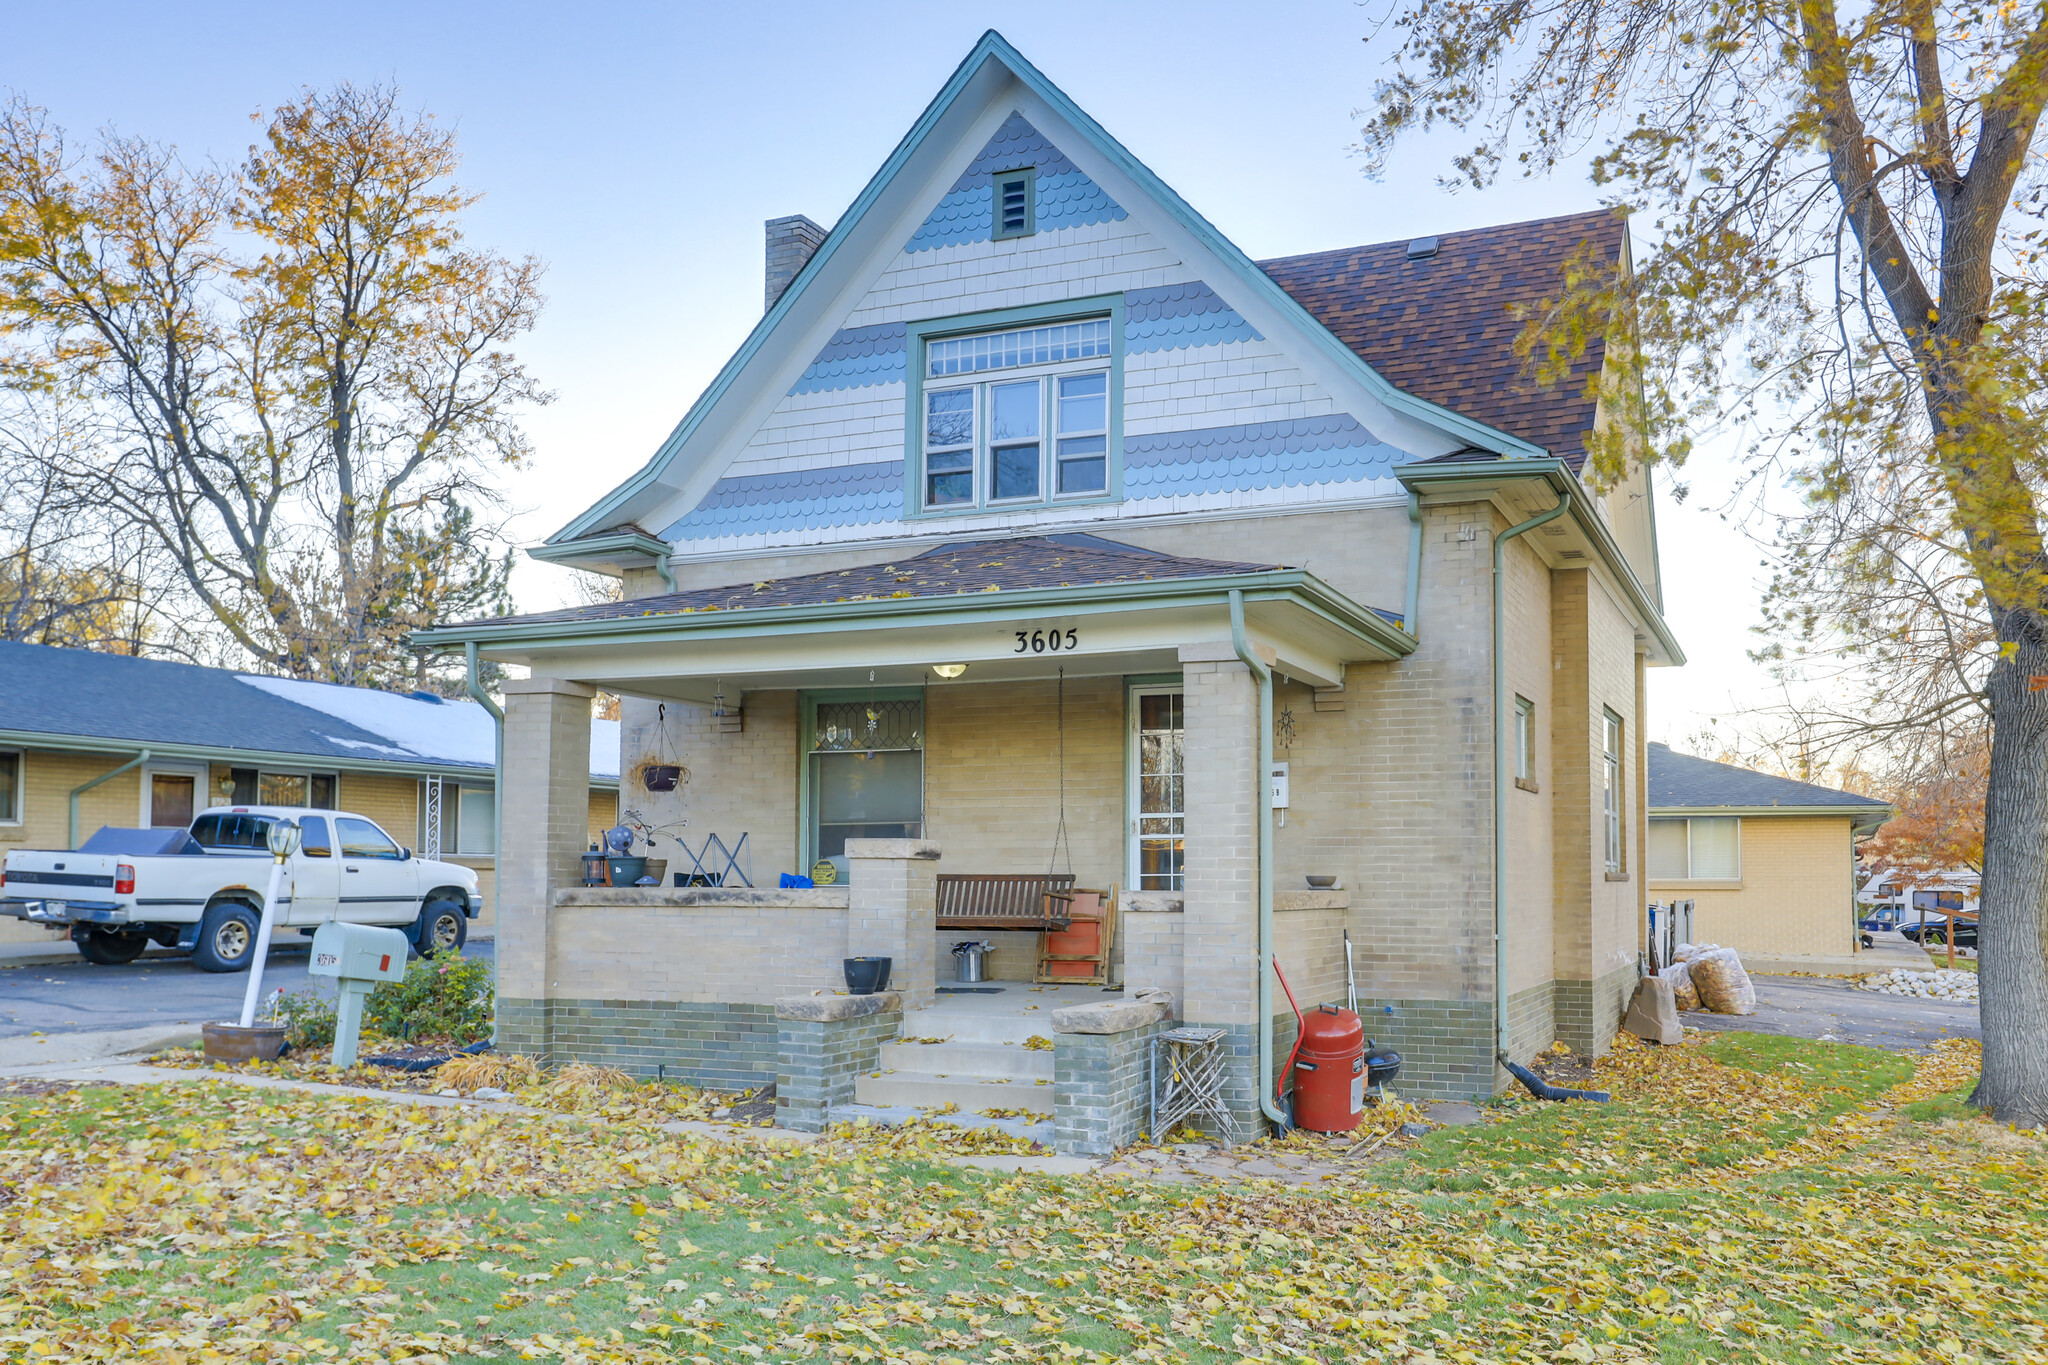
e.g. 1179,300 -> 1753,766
1742,937 -> 1929,977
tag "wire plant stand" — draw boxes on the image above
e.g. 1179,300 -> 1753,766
1150,1026 -> 1240,1146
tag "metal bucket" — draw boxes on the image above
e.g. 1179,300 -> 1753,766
951,940 -> 992,983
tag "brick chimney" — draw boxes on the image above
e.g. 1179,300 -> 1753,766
764,214 -> 828,312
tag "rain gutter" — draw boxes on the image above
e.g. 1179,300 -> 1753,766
1230,589 -> 1288,1131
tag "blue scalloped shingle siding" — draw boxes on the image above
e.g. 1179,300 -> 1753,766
662,415 -> 1394,541
790,322 -> 909,395
1124,415 -> 1393,495
905,114 -> 1125,252
663,461 -> 906,540
1124,281 -> 1263,353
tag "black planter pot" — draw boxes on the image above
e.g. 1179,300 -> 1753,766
843,956 -> 892,995
641,764 -> 682,792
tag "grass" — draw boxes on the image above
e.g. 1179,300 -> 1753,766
2,1031 -> 2041,1364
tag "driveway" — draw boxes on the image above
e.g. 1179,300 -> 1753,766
1684,973 -> 1977,1051
0,938 -> 494,1039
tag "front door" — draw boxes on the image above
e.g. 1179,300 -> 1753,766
334,815 -> 418,924
286,815 -> 341,924
149,773 -> 195,828
1128,686 -> 1185,891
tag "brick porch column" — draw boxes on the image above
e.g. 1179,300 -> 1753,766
1178,644 -> 1263,1137
844,839 -> 941,1008
496,676 -> 596,1055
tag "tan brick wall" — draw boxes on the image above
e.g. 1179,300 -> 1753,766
498,678 -> 597,1000
1123,905 -> 1184,1000
619,691 -> 800,883
1503,531 -> 1556,1001
1180,654 -> 1259,1025
1650,814 -> 1857,956
0,747 -> 143,948
546,889 -> 851,1004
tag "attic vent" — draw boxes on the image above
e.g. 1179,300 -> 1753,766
1559,549 -> 1588,560
1406,236 -> 1440,260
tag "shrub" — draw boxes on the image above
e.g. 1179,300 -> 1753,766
274,988 -> 338,1049
364,951 -> 493,1044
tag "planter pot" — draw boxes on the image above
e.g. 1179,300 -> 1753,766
843,956 -> 892,995
202,1021 -> 287,1065
641,765 -> 682,792
606,856 -> 647,886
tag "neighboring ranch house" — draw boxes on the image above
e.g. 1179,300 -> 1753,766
0,642 -> 619,957
418,32 -> 1683,1148
1647,743 -> 1892,961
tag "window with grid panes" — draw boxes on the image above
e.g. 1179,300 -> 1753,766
1131,688 -> 1185,891
921,318 -> 1112,509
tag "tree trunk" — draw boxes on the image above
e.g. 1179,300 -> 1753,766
1974,634 -> 2048,1128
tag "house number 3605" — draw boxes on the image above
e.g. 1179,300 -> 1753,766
1015,628 -> 1079,653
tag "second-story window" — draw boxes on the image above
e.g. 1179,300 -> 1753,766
921,317 -> 1112,510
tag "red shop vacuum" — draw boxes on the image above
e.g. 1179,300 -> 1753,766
1273,958 -> 1402,1133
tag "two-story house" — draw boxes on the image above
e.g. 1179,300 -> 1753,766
418,31 -> 1681,1151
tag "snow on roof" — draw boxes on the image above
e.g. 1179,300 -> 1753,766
236,675 -> 619,780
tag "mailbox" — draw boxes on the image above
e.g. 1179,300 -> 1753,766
308,922 -> 409,983
307,922 -> 412,1067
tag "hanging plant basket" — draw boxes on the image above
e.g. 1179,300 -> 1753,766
642,764 -> 683,792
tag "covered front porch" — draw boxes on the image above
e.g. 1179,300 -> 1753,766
421,535 -> 1409,1151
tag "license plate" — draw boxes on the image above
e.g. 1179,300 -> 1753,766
26,901 -> 68,923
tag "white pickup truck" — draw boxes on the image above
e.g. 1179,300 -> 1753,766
0,805 -> 482,972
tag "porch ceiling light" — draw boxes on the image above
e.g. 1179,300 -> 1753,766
931,663 -> 969,679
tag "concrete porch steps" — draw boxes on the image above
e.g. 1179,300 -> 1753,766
877,1039 -> 1053,1077
853,1069 -> 1054,1113
829,1101 -> 1053,1148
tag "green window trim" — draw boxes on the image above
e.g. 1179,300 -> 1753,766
902,293 -> 1126,521
991,166 -> 1037,239
797,687 -> 927,873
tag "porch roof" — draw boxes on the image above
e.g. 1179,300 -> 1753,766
415,533 -> 1412,699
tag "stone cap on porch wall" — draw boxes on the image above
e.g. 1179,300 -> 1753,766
775,991 -> 901,1021
550,886 -> 850,910
1121,891 -> 1350,914
844,839 -> 942,860
503,676 -> 595,697
1051,988 -> 1175,1034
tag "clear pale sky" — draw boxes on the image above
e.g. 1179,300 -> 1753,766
10,1 -> 1770,742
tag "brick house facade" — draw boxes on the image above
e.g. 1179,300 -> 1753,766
418,32 -> 1682,1147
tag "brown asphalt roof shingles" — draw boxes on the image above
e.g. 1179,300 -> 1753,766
450,534 -> 1288,630
1260,208 -> 1626,469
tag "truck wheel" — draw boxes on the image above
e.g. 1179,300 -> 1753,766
74,928 -> 147,965
414,899 -> 468,958
193,902 -> 260,973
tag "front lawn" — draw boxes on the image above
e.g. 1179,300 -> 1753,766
0,1031 -> 2037,1364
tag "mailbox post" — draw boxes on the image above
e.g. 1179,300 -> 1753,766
308,921 -> 410,1067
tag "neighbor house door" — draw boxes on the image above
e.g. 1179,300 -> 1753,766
1127,686 -> 1184,892
145,766 -> 203,828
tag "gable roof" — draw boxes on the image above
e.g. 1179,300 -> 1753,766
445,533 -> 1399,630
1262,210 -> 1625,471
538,30 -> 1557,560
0,642 -> 618,782
1647,742 -> 1889,816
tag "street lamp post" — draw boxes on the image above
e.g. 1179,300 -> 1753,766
237,817 -> 302,1028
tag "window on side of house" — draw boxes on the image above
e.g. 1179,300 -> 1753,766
1602,709 -> 1624,872
1514,696 -> 1535,783
458,788 -> 496,855
0,750 -> 20,824
992,167 -> 1035,239
1648,816 -> 1741,880
920,317 -> 1113,511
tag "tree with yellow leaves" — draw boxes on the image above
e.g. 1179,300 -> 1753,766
1359,0 -> 2048,1123
0,83 -> 544,689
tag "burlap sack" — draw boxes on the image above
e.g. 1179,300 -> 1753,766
1689,948 -> 1757,1015
1659,961 -> 1702,1012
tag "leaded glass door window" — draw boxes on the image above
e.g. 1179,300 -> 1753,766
1129,687 -> 1184,891
808,698 -> 924,863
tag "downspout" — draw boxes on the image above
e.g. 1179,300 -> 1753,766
1404,486 -> 1424,637
1491,488 -> 1572,1069
464,641 -> 505,935
651,553 -> 678,596
70,751 -> 149,850
1229,590 -> 1287,1129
